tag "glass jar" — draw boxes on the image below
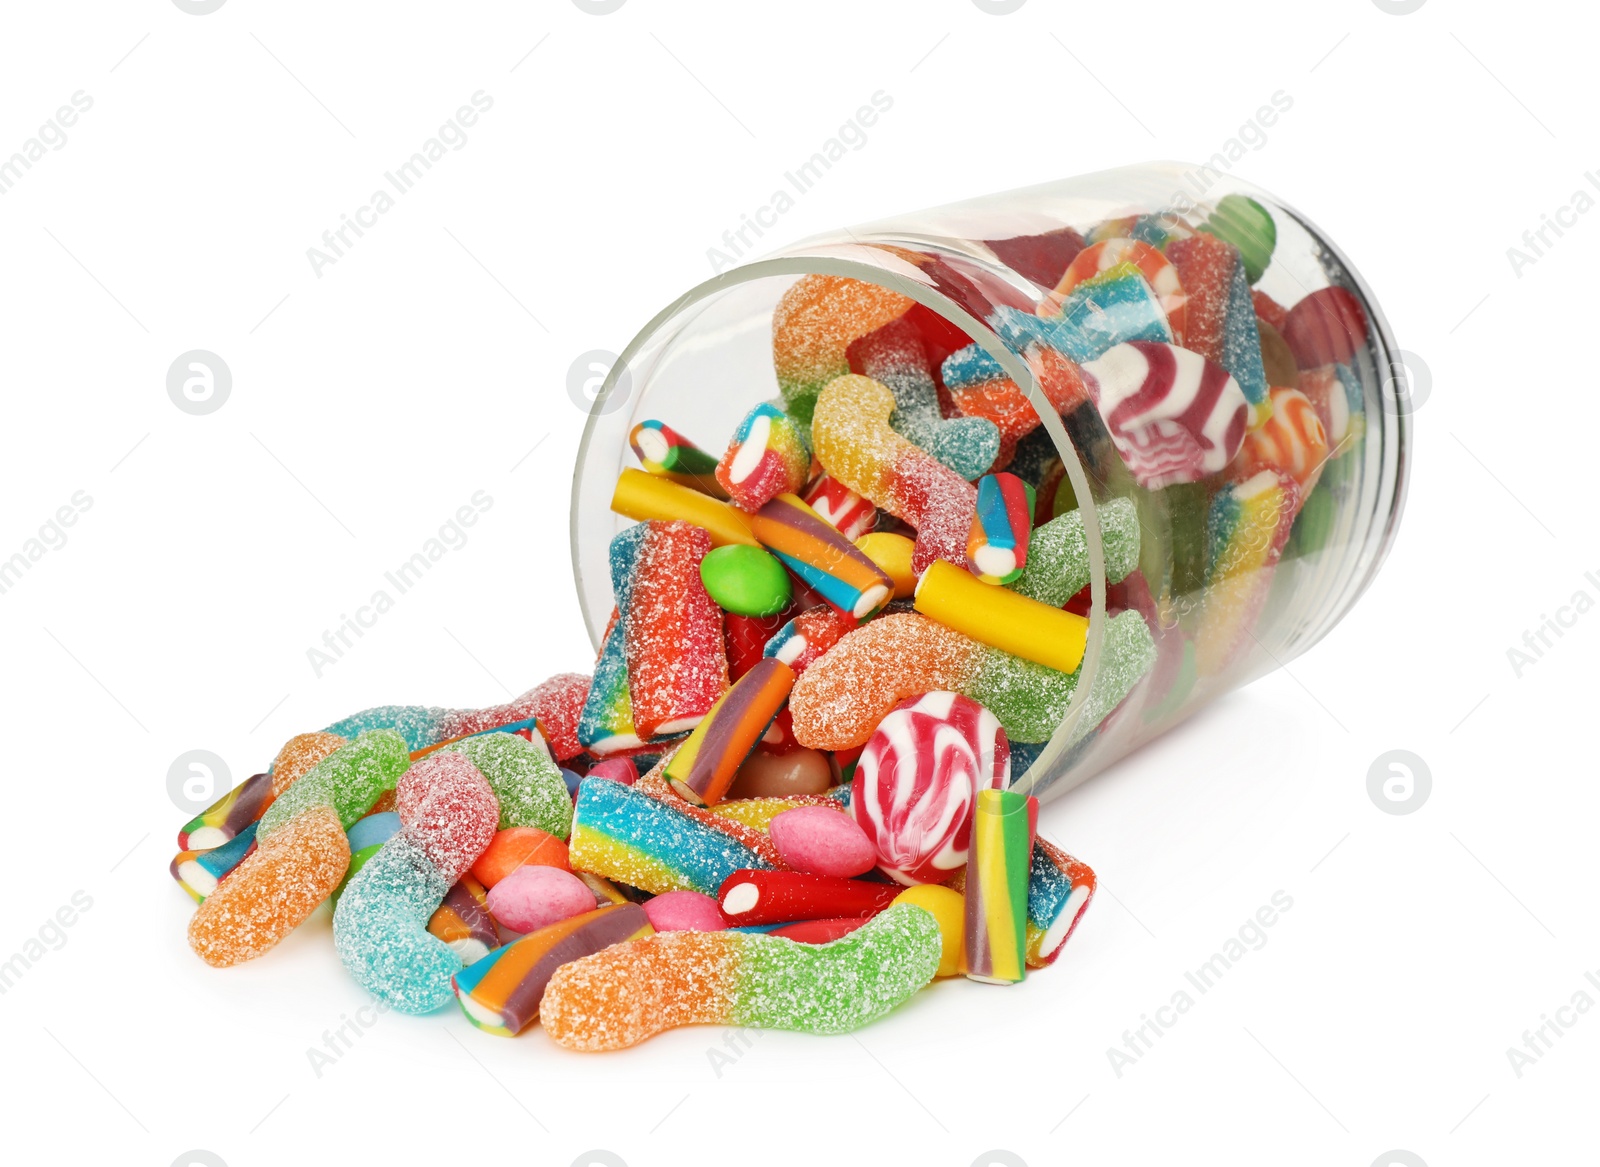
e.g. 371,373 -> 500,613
571,161 -> 1409,802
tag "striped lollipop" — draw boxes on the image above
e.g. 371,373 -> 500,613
851,691 -> 1011,886
1080,340 -> 1249,490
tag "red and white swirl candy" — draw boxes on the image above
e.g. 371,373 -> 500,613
851,691 -> 1010,886
1081,340 -> 1248,490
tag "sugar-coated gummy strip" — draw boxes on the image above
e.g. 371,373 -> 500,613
914,559 -> 1089,675
1009,497 -> 1140,608
611,520 -> 729,738
664,658 -> 795,807
717,869 -> 902,926
963,789 -> 1033,985
610,467 -> 758,548
452,903 -> 654,1037
567,775 -> 775,896
811,374 -> 978,576
539,903 -> 943,1051
577,612 -> 668,755
333,752 -> 499,1013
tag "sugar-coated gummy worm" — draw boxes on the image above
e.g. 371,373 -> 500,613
539,903 -> 943,1051
771,274 -> 913,424
789,610 -> 1156,749
847,314 -> 1000,481
186,731 -> 411,967
332,752 -> 500,1013
1009,497 -> 1141,609
186,806 -> 349,967
810,374 -> 978,576
441,731 -> 572,839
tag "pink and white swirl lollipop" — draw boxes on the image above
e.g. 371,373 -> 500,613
851,691 -> 1010,886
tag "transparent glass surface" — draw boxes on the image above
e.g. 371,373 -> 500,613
573,161 -> 1408,801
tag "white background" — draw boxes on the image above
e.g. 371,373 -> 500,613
1,2 -> 1593,1165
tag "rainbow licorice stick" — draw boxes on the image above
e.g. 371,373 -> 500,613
630,419 -> 728,498
452,903 -> 654,1036
963,788 -> 1035,985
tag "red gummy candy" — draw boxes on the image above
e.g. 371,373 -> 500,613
1282,287 -> 1369,370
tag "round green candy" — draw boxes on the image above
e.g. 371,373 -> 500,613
699,545 -> 791,616
1200,193 -> 1277,284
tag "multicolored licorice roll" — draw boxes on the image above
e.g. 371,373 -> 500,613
1025,839 -> 1095,968
177,770 -> 271,851
567,775 -> 775,896
963,788 -> 1035,985
664,658 -> 795,807
630,418 -> 728,498
539,903 -> 943,1050
170,826 -> 258,903
426,875 -> 501,965
967,473 -> 1035,585
746,493 -> 894,621
715,402 -> 812,512
452,903 -> 654,1037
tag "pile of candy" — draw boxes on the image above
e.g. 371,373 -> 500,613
174,191 -> 1369,1050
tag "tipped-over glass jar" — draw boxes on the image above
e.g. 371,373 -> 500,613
571,161 -> 1409,803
